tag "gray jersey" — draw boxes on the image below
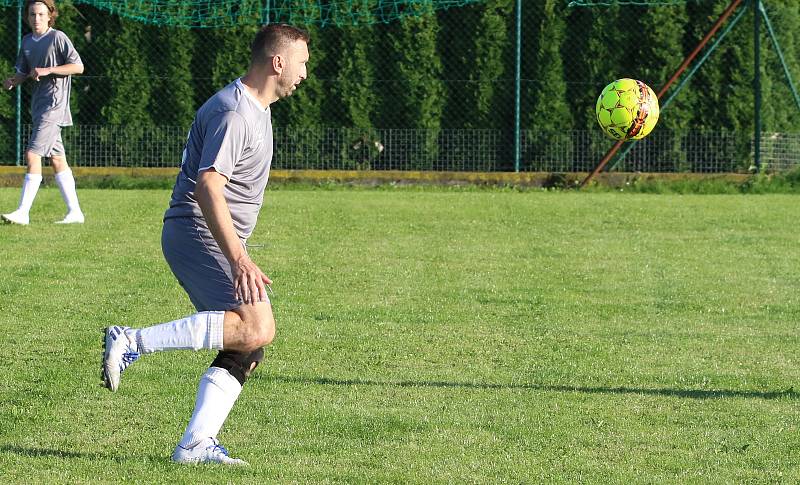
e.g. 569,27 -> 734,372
164,79 -> 273,240
15,29 -> 82,126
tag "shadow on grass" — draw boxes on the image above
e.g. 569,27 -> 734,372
267,375 -> 797,400
0,446 -> 102,460
0,445 -> 163,463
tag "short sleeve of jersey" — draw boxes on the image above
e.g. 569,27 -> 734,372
15,44 -> 28,74
198,111 -> 248,179
56,31 -> 82,65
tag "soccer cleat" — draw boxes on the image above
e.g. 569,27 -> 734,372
101,326 -> 139,392
55,211 -> 84,224
1,210 -> 30,225
171,438 -> 248,466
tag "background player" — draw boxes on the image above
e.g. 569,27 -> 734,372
2,0 -> 84,225
101,23 -> 310,465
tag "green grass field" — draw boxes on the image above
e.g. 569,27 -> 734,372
1,186 -> 798,483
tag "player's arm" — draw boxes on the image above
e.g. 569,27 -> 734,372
29,63 -> 83,81
3,72 -> 27,91
195,168 -> 272,304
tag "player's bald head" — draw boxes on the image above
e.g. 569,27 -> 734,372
251,24 -> 310,67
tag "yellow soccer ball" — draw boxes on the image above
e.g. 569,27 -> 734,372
595,78 -> 660,141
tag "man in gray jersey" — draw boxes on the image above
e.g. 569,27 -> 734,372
101,24 -> 309,465
2,0 -> 84,225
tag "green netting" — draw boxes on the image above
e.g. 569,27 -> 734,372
568,0 -> 693,6
0,0 -> 483,27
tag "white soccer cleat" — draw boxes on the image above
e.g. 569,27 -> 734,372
1,210 -> 30,225
55,211 -> 84,224
101,326 -> 140,392
171,438 -> 248,466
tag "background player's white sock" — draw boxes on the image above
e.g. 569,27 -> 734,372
54,168 -> 82,214
129,311 -> 224,353
178,366 -> 242,449
16,173 -> 43,215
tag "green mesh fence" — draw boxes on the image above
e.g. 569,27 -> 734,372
2,0 -> 800,173
568,1 -> 693,6
0,0 -> 483,27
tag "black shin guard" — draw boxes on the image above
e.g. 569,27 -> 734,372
210,348 -> 265,386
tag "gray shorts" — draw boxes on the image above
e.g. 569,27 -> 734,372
162,216 -> 254,312
27,121 -> 65,158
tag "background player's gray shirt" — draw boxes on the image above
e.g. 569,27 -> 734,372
15,29 -> 82,126
165,79 -> 273,240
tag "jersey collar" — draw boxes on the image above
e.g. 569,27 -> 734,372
31,28 -> 53,42
236,78 -> 269,112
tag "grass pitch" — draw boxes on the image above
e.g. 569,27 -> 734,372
0,187 -> 798,483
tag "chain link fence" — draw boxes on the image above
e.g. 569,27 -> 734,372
2,0 -> 800,173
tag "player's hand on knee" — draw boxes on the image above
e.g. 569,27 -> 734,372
233,255 -> 272,304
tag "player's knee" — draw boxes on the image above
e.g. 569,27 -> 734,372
235,306 -> 275,351
243,313 -> 275,350
24,152 -> 42,171
237,327 -> 272,353
252,318 -> 275,348
51,157 -> 68,172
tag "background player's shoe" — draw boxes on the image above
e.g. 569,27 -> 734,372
171,438 -> 248,466
55,211 -> 84,224
1,210 -> 30,225
101,326 -> 139,392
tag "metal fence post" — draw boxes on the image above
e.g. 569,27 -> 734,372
16,0 -> 22,166
513,0 -> 521,173
754,0 -> 762,172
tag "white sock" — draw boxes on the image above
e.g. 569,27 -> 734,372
54,168 -> 82,214
178,367 -> 242,449
129,311 -> 225,354
16,173 -> 43,215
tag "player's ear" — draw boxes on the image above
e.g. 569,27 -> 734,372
272,54 -> 283,74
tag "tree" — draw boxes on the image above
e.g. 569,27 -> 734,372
686,0 -> 753,170
0,6 -> 16,163
93,16 -> 152,165
472,0 -> 513,131
758,0 -> 800,133
632,3 -> 690,171
209,26 -> 257,91
564,4 -> 626,169
332,24 -> 378,132
320,2 -> 382,169
438,1 -> 480,130
381,3 -> 445,169
97,18 -> 151,126
149,26 -> 195,130
0,57 -> 14,164
525,0 -> 571,170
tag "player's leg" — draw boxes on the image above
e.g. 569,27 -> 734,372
1,150 -> 44,226
51,134 -> 84,224
100,310 -> 227,392
101,218 -> 275,391
171,347 -> 265,465
170,306 -> 273,465
130,302 -> 274,355
102,216 -> 275,463
161,218 -> 273,465
102,281 -> 274,395
173,305 -> 274,458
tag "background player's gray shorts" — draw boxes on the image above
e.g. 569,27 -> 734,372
27,121 -> 65,158
162,216 -> 254,312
